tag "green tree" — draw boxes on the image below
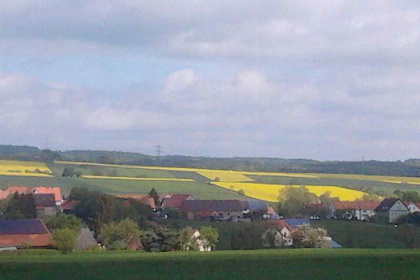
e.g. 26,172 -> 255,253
68,187 -> 90,201
53,228 -> 77,254
100,219 -> 141,250
295,224 -> 328,248
62,167 -> 76,177
46,214 -> 82,232
278,186 -> 318,217
402,191 -> 420,202
148,188 -> 160,207
199,226 -> 219,250
4,193 -> 36,219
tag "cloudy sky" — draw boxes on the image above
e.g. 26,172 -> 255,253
1,1 -> 419,160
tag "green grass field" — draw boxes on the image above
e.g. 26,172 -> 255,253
1,160 -> 419,200
313,220 -> 420,248
0,249 -> 419,280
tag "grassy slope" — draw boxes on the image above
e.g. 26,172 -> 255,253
0,249 -> 419,280
313,220 -> 420,248
250,175 -> 420,195
0,162 -> 246,199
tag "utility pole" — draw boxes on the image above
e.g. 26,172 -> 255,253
155,144 -> 163,160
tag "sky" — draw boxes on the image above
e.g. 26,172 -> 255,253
0,1 -> 419,161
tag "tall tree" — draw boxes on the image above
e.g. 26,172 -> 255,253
148,188 -> 160,207
278,186 -> 318,217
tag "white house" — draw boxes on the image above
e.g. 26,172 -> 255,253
260,220 -> 294,248
330,201 -> 380,221
404,201 -> 420,214
375,198 -> 410,223
187,229 -> 211,252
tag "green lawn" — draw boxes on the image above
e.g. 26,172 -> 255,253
0,249 -> 419,280
313,220 -> 420,248
50,164 -> 176,178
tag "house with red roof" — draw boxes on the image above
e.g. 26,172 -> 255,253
0,219 -> 53,248
260,220 -> 296,247
162,194 -> 195,211
181,200 -> 243,221
60,200 -> 80,214
404,201 -> 420,214
117,194 -> 156,209
330,200 -> 380,221
33,193 -> 58,217
0,186 -> 62,205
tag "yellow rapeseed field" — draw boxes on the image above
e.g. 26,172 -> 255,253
213,182 -> 366,202
0,160 -> 52,177
54,160 -> 420,185
82,175 -> 194,182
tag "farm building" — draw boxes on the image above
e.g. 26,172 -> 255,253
184,228 -> 212,251
241,200 -> 268,218
33,193 -> 58,217
329,201 -> 380,221
375,198 -> 410,223
0,219 -> 52,248
260,220 -> 295,247
0,186 -> 62,205
161,194 -> 195,210
60,200 -> 79,214
181,200 -> 244,221
117,194 -> 157,209
404,201 -> 420,213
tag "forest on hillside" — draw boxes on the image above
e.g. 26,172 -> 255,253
0,145 -> 419,177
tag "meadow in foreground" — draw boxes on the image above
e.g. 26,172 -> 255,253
0,249 -> 419,280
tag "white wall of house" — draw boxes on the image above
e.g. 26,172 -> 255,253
388,200 -> 409,223
406,203 -> 420,213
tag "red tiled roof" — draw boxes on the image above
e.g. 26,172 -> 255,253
117,194 -> 156,209
181,200 -> 242,213
0,186 -> 30,200
163,194 -> 193,209
0,186 -> 62,203
333,201 -> 380,210
0,219 -> 52,248
60,200 -> 79,211
32,187 -> 62,203
0,233 -> 52,248
307,203 -> 323,209
260,220 -> 296,232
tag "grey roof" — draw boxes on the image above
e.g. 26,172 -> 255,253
34,193 -> 56,207
181,200 -> 243,212
247,200 -> 267,211
375,198 -> 400,212
0,219 -> 49,235
330,240 -> 342,248
285,219 -> 311,228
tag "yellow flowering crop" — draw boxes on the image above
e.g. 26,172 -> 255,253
0,160 -> 52,177
213,182 -> 366,202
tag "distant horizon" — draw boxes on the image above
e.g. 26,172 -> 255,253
1,143 -> 417,163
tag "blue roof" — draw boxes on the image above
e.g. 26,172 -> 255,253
330,240 -> 342,248
285,219 -> 311,228
0,219 -> 48,235
247,200 -> 267,211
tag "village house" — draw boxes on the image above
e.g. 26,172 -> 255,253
0,219 -> 53,249
404,201 -> 420,213
241,200 -> 268,219
161,194 -> 195,211
60,200 -> 79,214
0,186 -> 62,205
329,200 -> 380,221
375,198 -> 410,223
185,228 -> 212,251
33,193 -> 58,217
181,200 -> 244,221
261,220 -> 295,247
117,194 -> 157,210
